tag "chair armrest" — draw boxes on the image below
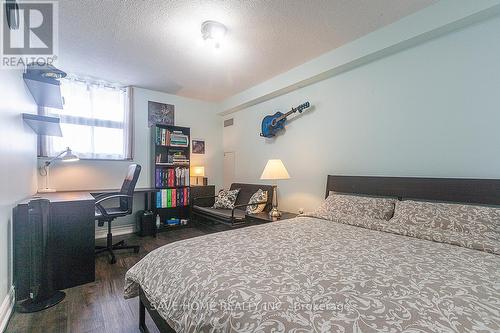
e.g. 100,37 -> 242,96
95,194 -> 133,218
231,201 -> 268,218
93,191 -> 121,200
95,194 -> 132,205
95,203 -> 108,218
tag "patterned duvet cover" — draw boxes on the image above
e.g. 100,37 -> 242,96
125,215 -> 500,332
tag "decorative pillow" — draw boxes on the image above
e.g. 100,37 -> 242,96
392,200 -> 500,240
245,189 -> 268,214
212,189 -> 240,209
311,193 -> 396,221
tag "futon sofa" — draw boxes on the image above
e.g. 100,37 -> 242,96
192,183 -> 274,227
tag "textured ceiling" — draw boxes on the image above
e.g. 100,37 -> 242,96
57,0 -> 436,101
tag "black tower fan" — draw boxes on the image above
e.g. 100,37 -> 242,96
16,199 -> 65,313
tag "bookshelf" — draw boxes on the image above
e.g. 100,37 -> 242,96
151,124 -> 191,232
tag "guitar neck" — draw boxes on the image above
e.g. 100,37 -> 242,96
275,108 -> 297,122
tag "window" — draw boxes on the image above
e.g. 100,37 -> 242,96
40,78 -> 132,160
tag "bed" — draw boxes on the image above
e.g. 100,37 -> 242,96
124,176 -> 500,332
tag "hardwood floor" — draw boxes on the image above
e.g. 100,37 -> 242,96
6,223 -> 221,333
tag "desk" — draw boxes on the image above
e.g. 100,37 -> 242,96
13,188 -> 158,301
64,187 -> 158,211
190,185 -> 216,207
14,192 -> 96,301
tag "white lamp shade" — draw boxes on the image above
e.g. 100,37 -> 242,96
191,166 -> 205,177
61,147 -> 79,162
260,159 -> 290,180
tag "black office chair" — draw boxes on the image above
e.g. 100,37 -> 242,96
95,164 -> 141,264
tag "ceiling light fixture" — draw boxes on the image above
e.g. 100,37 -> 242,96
201,20 -> 227,49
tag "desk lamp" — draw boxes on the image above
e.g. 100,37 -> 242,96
39,147 -> 79,193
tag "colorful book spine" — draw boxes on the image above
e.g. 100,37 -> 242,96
171,189 -> 176,207
157,127 -> 182,147
156,168 -> 191,188
155,185 -> 190,207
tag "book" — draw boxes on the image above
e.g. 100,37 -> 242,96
170,131 -> 188,146
154,127 -> 190,221
155,167 -> 190,188
171,188 -> 176,207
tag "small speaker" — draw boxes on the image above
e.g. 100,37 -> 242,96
224,118 -> 234,127
137,210 -> 156,237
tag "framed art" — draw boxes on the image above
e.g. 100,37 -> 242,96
148,101 -> 174,127
192,140 -> 205,154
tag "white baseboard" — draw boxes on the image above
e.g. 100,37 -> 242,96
95,224 -> 136,239
0,286 -> 15,333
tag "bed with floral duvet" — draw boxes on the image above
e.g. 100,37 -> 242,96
125,192 -> 500,332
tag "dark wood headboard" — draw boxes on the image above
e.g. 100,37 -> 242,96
326,175 -> 500,206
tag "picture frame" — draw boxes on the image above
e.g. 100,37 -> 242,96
148,101 -> 174,127
192,139 -> 205,154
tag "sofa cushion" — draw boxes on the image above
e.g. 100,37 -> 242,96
193,205 -> 246,221
246,189 -> 268,214
212,188 -> 240,209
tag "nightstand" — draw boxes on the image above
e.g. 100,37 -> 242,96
190,185 -> 216,206
245,211 -> 298,224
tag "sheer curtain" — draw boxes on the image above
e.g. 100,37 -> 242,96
40,77 -> 133,160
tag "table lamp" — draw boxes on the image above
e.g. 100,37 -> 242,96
191,166 -> 206,186
39,147 -> 79,193
260,159 -> 290,218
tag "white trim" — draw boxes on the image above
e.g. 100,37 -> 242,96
0,286 -> 15,333
95,224 -> 136,239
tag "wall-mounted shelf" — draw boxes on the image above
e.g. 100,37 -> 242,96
22,113 -> 63,137
23,73 -> 64,109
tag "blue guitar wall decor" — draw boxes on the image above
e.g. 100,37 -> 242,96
260,101 -> 310,138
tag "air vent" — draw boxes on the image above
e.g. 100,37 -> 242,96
224,118 -> 234,127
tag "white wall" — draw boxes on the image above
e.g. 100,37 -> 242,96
0,70 -> 38,328
220,0 -> 500,114
40,87 -> 224,228
223,14 -> 500,213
